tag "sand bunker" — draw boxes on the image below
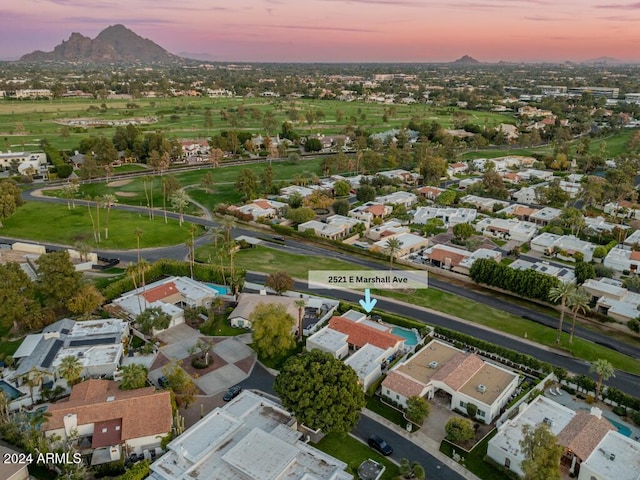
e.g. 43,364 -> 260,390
115,191 -> 136,197
107,179 -> 133,187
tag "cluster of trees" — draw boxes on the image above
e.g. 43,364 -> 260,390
0,251 -> 104,333
274,350 -> 366,434
469,258 -> 561,302
0,179 -> 25,226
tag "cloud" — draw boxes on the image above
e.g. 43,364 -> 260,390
35,0 -> 116,7
315,0 -> 424,6
524,15 -> 563,21
595,2 -> 640,9
600,14 -> 640,20
269,24 -> 377,32
65,16 -> 179,25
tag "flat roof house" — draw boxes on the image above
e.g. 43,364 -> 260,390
459,195 -> 509,212
149,390 -> 351,480
412,206 -> 477,227
371,232 -> 429,258
0,445 -> 29,480
12,318 -> 128,387
475,218 -> 539,243
604,247 -> 640,274
382,339 -> 518,423
229,293 -> 301,330
488,395 -> 618,479
43,379 -> 172,466
577,430 -> 640,480
375,191 -> 418,208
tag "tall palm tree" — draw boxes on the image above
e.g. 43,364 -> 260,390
126,262 -> 142,314
142,175 -> 152,220
85,195 -> 97,243
548,282 -> 576,344
134,227 -> 143,262
294,299 -> 306,341
170,190 -> 190,226
567,287 -> 591,344
187,223 -> 198,279
25,367 -> 45,403
119,364 -> 149,391
384,237 -> 403,269
102,193 -> 118,240
220,215 -> 237,244
94,196 -> 102,243
58,355 -> 83,386
138,258 -> 151,293
590,359 -> 615,401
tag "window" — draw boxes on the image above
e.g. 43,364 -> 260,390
460,401 -> 466,408
115,426 -> 120,431
505,458 -> 510,469
102,428 -> 108,433
478,410 -> 485,418
396,394 -> 399,400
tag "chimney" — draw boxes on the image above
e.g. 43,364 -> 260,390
109,446 -> 120,462
63,413 -> 78,437
590,407 -> 602,419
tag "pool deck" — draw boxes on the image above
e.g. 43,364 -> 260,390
544,389 -> 640,441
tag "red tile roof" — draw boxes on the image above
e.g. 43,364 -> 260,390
365,204 -> 387,217
253,200 -> 273,210
557,411 -> 614,460
142,282 -> 179,303
45,380 -> 172,444
382,371 -> 425,398
329,316 -> 403,350
432,352 -> 484,390
427,247 -> 468,267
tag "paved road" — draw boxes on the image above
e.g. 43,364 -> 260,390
16,189 -> 640,394
353,415 -> 467,480
244,272 -> 640,397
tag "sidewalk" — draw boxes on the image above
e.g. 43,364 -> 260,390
361,408 -> 481,480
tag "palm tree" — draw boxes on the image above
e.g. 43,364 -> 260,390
208,226 -> 224,250
94,196 -> 102,243
384,237 -> 403,269
58,355 -> 83,386
142,175 -> 152,220
102,193 -> 118,240
119,364 -> 149,391
220,215 -> 237,244
134,227 -> 143,262
170,190 -> 190,226
25,367 -> 45,403
85,195 -> 97,243
187,223 -> 198,279
590,359 -> 615,401
548,282 -> 576,344
294,299 -> 306,341
138,258 -> 151,293
126,262 -> 142,314
567,287 -> 591,344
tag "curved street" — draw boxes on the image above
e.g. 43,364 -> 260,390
14,188 -> 640,397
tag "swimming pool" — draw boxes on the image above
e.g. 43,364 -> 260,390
391,327 -> 419,346
204,283 -> 231,295
606,416 -> 632,437
0,380 -> 23,401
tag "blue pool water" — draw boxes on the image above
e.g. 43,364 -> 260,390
579,407 -> 632,437
205,283 -> 231,295
391,327 -> 419,346
606,416 -> 632,437
0,380 -> 23,401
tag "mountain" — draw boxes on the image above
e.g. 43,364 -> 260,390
451,55 -> 480,65
20,25 -> 178,63
581,56 -> 627,66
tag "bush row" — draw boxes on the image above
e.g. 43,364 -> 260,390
572,374 -> 640,411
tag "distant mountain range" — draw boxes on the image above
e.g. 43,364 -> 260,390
451,55 -> 481,65
20,25 -> 178,63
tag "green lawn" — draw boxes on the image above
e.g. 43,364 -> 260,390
366,395 -> 407,428
199,314 -> 246,337
194,244 -> 640,375
440,430 -> 510,480
195,245 -> 361,279
314,433 -> 401,480
1,202 -> 200,249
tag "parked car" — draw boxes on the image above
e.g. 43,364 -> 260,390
223,385 -> 242,401
272,235 -> 286,242
368,435 -> 393,456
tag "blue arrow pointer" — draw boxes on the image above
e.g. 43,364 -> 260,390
359,288 -> 377,313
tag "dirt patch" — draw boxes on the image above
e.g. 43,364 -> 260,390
115,191 -> 136,197
107,179 -> 133,187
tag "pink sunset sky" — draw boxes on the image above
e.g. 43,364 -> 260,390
2,0 -> 640,62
